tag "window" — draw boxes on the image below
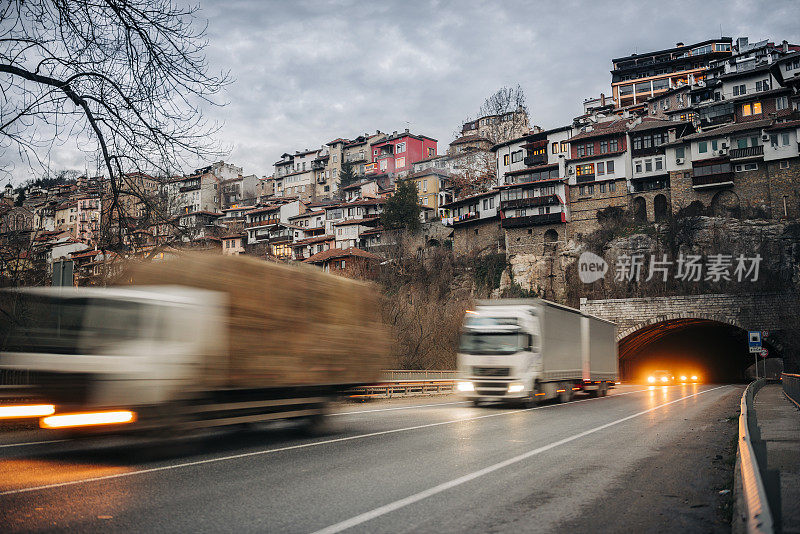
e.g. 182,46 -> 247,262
332,155 -> 337,163
609,139 -> 618,152
609,181 -> 616,192
635,161 -> 642,173
782,133 -> 790,146
606,161 -> 615,173
586,143 -> 595,155
597,162 -> 605,175
599,183 -> 606,193
733,84 -> 745,96
552,143 -> 558,154
579,186 -> 585,195
587,185 -> 594,195
735,163 -> 759,172
676,146 -> 685,159
742,102 -> 762,116
645,159 -> 653,172
711,140 -> 718,151
698,141 -> 708,153
380,159 -> 388,171
655,157 -> 663,171
503,154 -> 510,165
428,147 -> 435,157
777,96 -> 788,110
576,164 -> 594,177
396,142 -> 406,153
511,150 -> 523,163
560,141 -> 568,152
600,140 -> 608,154
396,157 -> 406,168
771,134 -> 779,147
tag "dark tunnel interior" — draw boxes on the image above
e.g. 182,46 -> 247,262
618,319 -> 781,383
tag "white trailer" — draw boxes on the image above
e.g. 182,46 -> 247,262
456,299 -> 617,406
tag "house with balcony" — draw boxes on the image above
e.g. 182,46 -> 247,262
497,180 -> 568,253
611,38 -> 733,110
292,233 -> 334,261
665,118 -> 791,217
76,196 -> 101,245
244,199 -> 304,245
368,129 -> 437,178
440,190 -> 502,256
405,168 -> 451,214
626,119 -> 694,221
565,119 -> 630,236
333,217 -> 380,250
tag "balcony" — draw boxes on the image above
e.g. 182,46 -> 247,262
500,194 -> 560,210
501,212 -> 564,228
575,174 -> 595,184
246,217 -> 279,228
179,184 -> 200,193
691,173 -> 734,189
452,212 -> 480,226
729,145 -> 763,160
523,155 -> 547,167
311,160 -> 325,170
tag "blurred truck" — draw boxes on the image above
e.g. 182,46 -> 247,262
0,253 -> 389,433
456,299 -> 617,406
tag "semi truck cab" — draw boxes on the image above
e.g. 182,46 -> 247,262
456,304 -> 541,403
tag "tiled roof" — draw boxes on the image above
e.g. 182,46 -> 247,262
293,234 -> 335,246
440,189 -> 497,209
765,119 -> 800,131
288,209 -> 325,219
450,134 -> 490,145
246,205 -> 281,216
628,119 -> 687,133
303,246 -> 381,264
675,119 -> 773,142
567,120 -> 629,142
334,218 -> 377,226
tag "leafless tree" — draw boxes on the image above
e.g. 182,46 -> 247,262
448,150 -> 498,197
455,85 -> 531,146
0,0 -> 229,249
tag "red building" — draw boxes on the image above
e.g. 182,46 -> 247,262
367,129 -> 437,176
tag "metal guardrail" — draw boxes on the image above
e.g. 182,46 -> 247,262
737,378 -> 774,534
782,373 -> 800,409
382,370 -> 457,380
349,379 -> 455,399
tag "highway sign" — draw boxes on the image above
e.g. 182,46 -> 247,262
748,331 -> 762,354
760,348 -> 768,358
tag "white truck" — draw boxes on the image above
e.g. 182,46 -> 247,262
456,299 -> 617,406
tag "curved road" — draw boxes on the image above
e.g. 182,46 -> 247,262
0,384 -> 741,533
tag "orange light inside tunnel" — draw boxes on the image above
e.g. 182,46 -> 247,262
40,410 -> 136,429
0,404 -> 55,419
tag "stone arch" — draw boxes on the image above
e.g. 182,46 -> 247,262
711,190 -> 740,217
632,196 -> 647,222
543,228 -> 558,244
616,313 -> 746,343
653,194 -> 668,222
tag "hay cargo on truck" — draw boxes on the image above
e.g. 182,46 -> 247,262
0,253 -> 389,433
456,299 -> 617,406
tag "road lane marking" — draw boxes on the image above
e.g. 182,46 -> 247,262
311,385 -> 729,534
0,439 -> 66,449
0,386 -> 654,495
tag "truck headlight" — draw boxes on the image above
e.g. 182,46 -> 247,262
647,376 -> 655,383
457,381 -> 474,392
508,382 -> 525,393
660,376 -> 668,382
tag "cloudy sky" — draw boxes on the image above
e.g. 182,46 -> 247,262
8,0 -> 800,183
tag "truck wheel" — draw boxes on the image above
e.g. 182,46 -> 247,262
471,399 -> 483,407
558,387 -> 573,403
599,383 -> 608,397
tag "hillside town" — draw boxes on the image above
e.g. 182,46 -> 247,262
3,35 -> 800,286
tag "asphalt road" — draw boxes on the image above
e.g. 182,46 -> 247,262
0,384 -> 742,533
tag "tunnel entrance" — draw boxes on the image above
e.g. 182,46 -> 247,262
618,319 -> 781,383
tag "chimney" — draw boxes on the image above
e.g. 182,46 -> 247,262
404,128 -> 409,133
392,131 -> 397,136
600,92 -> 605,106
668,128 -> 677,142
783,40 -> 789,53
737,37 -> 748,50
676,42 -> 684,47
